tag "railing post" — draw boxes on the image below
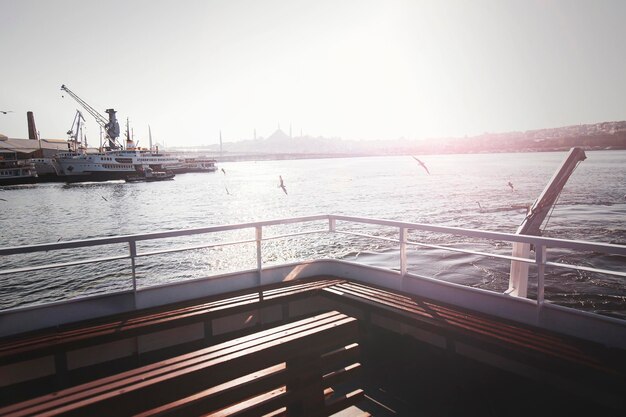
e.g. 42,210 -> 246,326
400,227 -> 407,276
536,244 -> 546,305
129,240 -> 137,292
255,226 -> 263,286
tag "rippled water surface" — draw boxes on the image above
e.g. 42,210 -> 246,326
1,150 -> 625,316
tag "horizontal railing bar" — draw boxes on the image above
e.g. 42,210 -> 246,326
262,229 -> 328,241
0,215 -> 330,256
136,239 -> 258,257
329,214 -> 626,255
336,230 -> 534,264
545,261 -> 626,278
137,229 -> 328,258
334,230 -> 400,244
405,240 -> 535,264
3,214 -> 623,258
0,254 -> 130,276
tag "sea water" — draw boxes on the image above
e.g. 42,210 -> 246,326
0,150 -> 624,316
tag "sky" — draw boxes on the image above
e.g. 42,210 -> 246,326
1,0 -> 625,147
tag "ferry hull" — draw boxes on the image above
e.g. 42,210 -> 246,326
60,171 -> 134,183
0,176 -> 38,186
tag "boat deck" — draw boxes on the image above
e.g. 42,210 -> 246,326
1,276 -> 624,416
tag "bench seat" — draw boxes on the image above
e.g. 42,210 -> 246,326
0,311 -> 362,417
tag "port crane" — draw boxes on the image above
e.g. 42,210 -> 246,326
66,110 -> 86,152
60,84 -> 121,150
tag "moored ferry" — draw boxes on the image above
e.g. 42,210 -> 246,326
0,150 -> 38,185
165,156 -> 218,174
52,85 -> 180,182
54,149 -> 180,182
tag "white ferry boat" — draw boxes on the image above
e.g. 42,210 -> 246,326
165,156 -> 218,174
28,157 -> 61,182
125,167 -> 176,182
54,149 -> 180,182
0,150 -> 38,185
53,85 -> 180,182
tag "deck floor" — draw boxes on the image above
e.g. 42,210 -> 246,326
350,326 -> 623,417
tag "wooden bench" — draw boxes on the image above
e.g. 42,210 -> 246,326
0,278 -> 344,400
320,280 -> 626,410
0,311 -> 363,417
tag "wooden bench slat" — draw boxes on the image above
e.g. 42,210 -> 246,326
323,363 -> 362,387
321,343 -> 360,373
133,364 -> 287,417
260,407 -> 287,417
325,389 -> 365,416
201,387 -> 287,417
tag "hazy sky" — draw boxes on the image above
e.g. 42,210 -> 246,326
1,0 -> 625,146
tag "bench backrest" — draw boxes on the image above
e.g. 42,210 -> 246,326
0,310 -> 359,417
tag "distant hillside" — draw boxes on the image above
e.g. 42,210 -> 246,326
175,121 -> 626,155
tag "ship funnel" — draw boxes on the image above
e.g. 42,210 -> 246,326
27,111 -> 38,140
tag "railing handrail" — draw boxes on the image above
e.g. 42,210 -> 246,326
1,213 -> 624,315
2,214 -> 625,256
328,214 -> 626,255
0,214 -> 330,256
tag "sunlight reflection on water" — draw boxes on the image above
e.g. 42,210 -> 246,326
1,151 -> 624,315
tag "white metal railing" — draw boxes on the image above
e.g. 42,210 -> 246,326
1,214 -> 625,312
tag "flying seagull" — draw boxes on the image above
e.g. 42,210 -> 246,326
507,181 -> 515,191
221,168 -> 226,174
101,195 -> 108,202
278,175 -> 287,195
225,186 -> 231,195
412,156 -> 430,175
0,110 -> 13,114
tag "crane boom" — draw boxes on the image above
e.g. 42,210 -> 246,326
60,84 -> 120,149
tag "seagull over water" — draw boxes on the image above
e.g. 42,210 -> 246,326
0,110 -> 14,114
278,175 -> 288,195
412,156 -> 430,175
507,181 -> 515,190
